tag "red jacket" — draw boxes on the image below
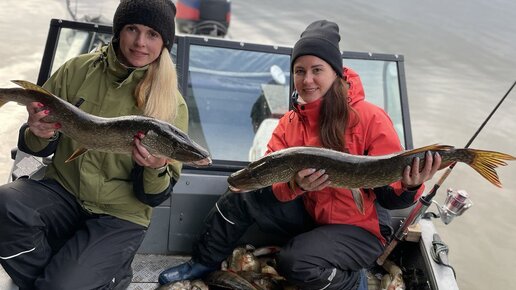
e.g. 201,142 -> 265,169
266,67 -> 424,244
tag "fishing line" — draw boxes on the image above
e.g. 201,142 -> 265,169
427,78 -> 516,199
465,79 -> 516,149
378,79 -> 516,265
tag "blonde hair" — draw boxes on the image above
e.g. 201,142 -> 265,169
134,47 -> 178,122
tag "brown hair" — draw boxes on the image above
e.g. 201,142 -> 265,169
319,78 -> 357,151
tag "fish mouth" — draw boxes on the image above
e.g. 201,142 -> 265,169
174,141 -> 212,167
228,185 -> 248,193
226,168 -> 262,192
185,156 -> 212,167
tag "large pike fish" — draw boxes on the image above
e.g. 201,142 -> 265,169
0,80 -> 211,166
228,144 -> 515,212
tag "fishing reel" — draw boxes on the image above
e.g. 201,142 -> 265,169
431,188 -> 473,225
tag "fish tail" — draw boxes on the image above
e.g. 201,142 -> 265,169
351,188 -> 365,215
462,149 -> 516,188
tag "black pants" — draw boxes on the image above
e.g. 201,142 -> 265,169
193,187 -> 383,290
0,178 -> 146,290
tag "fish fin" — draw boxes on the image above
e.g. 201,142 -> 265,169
65,147 -> 89,162
351,188 -> 365,215
465,149 -> 516,188
252,246 -> 281,257
399,144 -> 455,157
11,80 -> 55,97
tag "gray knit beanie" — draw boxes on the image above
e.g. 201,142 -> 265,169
113,0 -> 177,51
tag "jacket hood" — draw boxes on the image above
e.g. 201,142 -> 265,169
343,66 -> 365,105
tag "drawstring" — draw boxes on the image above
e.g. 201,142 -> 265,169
0,247 -> 36,260
215,202 -> 235,225
288,111 -> 296,123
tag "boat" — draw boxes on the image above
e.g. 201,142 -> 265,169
1,18 -> 459,290
176,0 -> 231,37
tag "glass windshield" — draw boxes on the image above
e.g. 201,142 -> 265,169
44,22 -> 410,164
186,45 -> 290,162
187,50 -> 406,162
51,28 -> 112,75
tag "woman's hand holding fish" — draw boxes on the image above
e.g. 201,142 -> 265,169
26,102 -> 61,139
401,151 -> 442,189
133,133 -> 168,169
294,168 -> 331,192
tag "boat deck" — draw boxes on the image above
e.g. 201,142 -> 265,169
0,254 -> 190,290
0,220 -> 458,290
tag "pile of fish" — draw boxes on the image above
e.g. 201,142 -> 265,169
158,245 -> 408,290
206,245 -> 298,290
367,259 -> 406,290
0,80 -> 212,167
158,245 -> 297,290
157,279 -> 209,290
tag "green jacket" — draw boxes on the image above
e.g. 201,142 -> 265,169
22,44 -> 188,227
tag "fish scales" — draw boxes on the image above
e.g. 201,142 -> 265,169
0,80 -> 211,165
239,147 -> 405,189
228,145 -> 515,191
205,270 -> 258,290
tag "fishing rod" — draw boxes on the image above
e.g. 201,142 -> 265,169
377,79 -> 516,265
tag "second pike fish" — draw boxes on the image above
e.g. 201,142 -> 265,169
0,80 -> 211,166
228,144 -> 515,212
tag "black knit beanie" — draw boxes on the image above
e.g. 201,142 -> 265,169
113,0 -> 177,51
291,20 -> 343,77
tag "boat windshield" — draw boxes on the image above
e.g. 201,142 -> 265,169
40,20 -> 410,165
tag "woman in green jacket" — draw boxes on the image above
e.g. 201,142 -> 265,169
0,0 -> 186,288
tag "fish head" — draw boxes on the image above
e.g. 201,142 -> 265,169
142,124 -> 212,167
227,246 -> 259,272
227,156 -> 287,191
227,167 -> 264,192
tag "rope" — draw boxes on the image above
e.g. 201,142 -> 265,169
430,238 -> 456,279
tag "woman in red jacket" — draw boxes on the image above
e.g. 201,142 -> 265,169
159,20 -> 441,290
